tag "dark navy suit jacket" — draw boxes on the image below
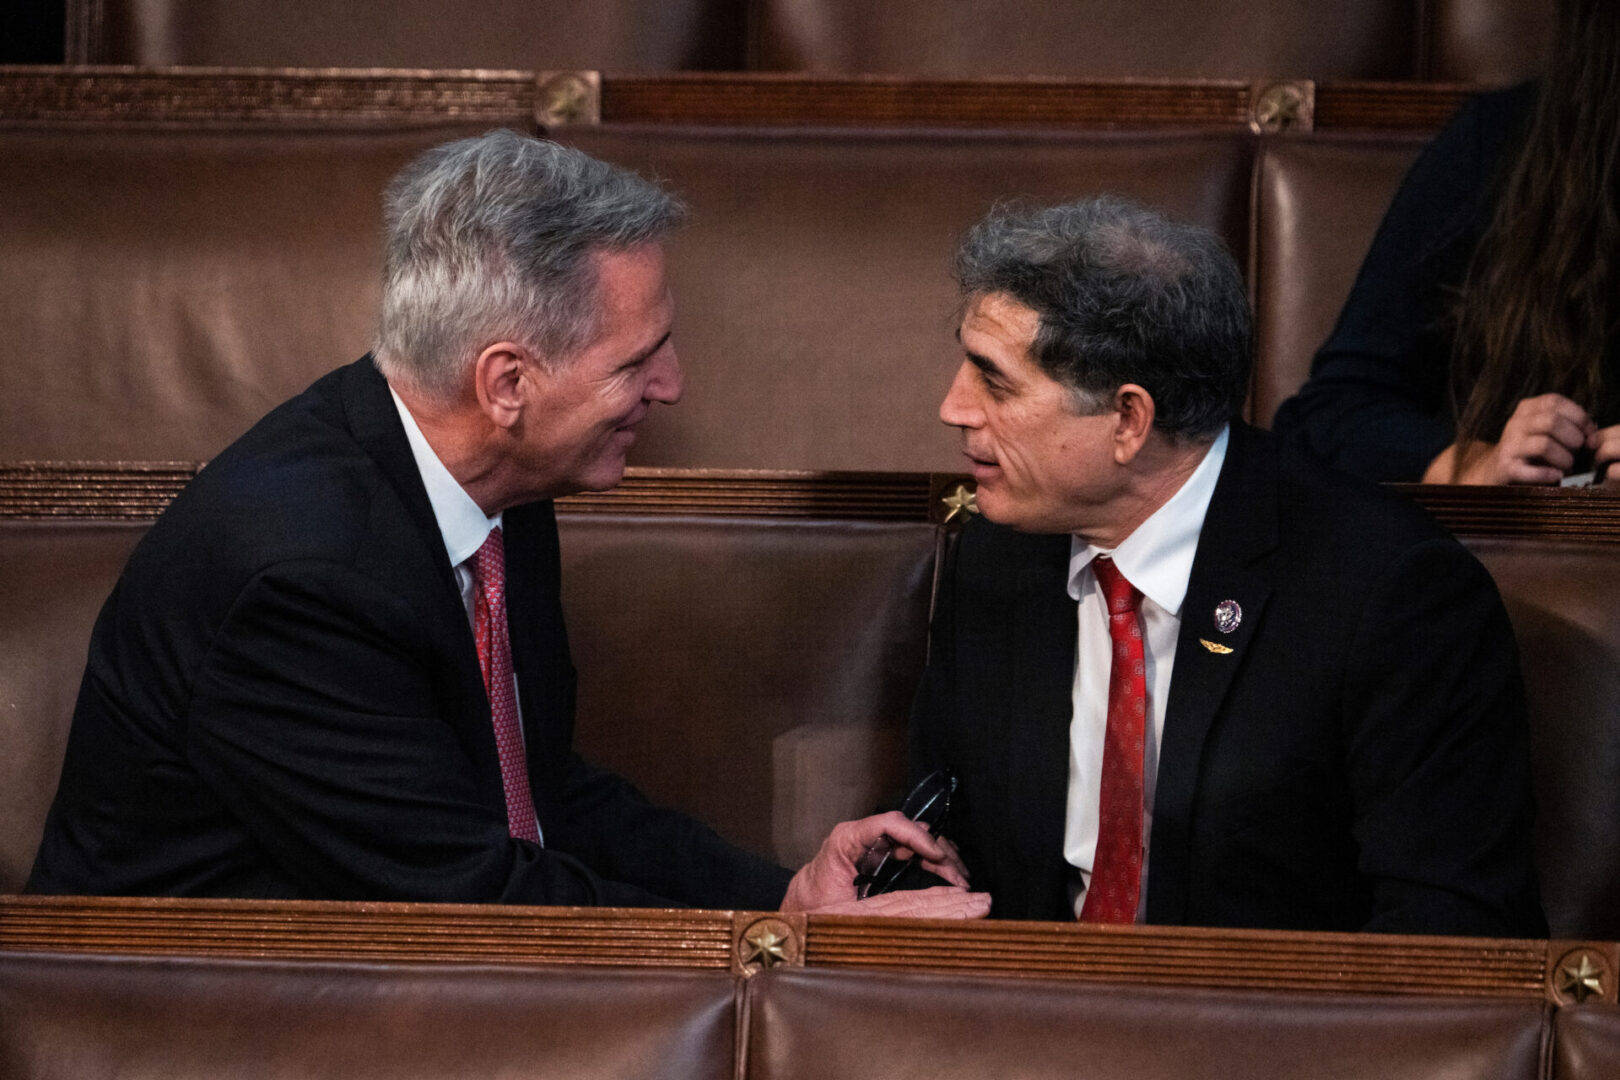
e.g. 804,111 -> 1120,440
910,423 -> 1545,934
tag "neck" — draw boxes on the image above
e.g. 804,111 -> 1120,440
390,379 -> 511,516
1081,435 -> 1212,550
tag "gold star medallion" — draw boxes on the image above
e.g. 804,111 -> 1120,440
1557,952 -> 1608,1003
941,484 -> 979,524
739,918 -> 796,972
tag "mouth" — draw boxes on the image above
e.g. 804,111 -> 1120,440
962,449 -> 999,474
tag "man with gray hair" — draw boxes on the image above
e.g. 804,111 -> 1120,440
29,130 -> 985,917
908,195 -> 1543,934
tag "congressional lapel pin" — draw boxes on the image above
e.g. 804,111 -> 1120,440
1199,638 -> 1234,655
1213,599 -> 1242,634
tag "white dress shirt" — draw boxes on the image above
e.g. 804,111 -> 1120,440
1063,425 -> 1228,920
389,387 -> 541,843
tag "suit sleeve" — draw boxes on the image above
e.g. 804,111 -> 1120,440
1343,538 -> 1545,936
185,558 -> 680,906
548,755 -> 794,910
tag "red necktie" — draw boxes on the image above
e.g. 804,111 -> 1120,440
1081,555 -> 1145,923
469,526 -> 541,843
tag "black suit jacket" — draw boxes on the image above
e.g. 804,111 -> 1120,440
910,423 -> 1544,935
29,357 -> 793,908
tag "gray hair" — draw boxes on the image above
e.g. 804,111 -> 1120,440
374,130 -> 684,397
955,195 -> 1251,439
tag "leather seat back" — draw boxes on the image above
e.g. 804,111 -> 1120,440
88,0 -> 747,70
1251,134 -> 1427,427
0,950 -> 738,1079
557,126 -> 1253,471
0,126 -> 492,463
1467,537 -> 1620,940
744,967 -> 1549,1080
750,0 -> 1417,79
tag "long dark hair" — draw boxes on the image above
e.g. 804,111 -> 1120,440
1449,0 -> 1620,469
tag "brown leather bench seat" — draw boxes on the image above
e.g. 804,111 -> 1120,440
746,968 -> 1550,1080
0,947 -> 1564,1080
0,949 -> 740,1080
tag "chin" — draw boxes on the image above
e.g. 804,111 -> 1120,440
576,456 -> 629,493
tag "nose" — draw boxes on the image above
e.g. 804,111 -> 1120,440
647,342 -> 683,405
939,361 -> 982,429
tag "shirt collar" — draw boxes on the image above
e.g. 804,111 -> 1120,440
1066,424 -> 1229,617
389,385 -> 501,568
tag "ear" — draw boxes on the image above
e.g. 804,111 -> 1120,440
473,341 -> 534,429
1111,383 -> 1157,465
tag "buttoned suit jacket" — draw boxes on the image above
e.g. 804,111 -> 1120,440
29,357 -> 793,908
910,422 -> 1544,934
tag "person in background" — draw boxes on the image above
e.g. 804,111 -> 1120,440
1272,0 -> 1619,485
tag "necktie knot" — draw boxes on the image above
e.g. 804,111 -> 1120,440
1092,556 -> 1142,616
470,525 -> 506,599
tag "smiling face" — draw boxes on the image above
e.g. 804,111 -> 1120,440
514,243 -> 681,496
939,292 -> 1125,535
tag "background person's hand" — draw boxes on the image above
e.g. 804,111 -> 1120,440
780,811 -> 970,912
1427,393 -> 1596,485
1591,423 -> 1620,485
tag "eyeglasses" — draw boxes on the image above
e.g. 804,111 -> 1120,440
852,769 -> 958,899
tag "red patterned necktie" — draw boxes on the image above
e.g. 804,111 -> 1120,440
1081,555 -> 1146,923
469,526 -> 541,842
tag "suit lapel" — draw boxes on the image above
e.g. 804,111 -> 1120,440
1005,540 -> 1080,917
337,356 -> 500,780
1147,423 -> 1279,924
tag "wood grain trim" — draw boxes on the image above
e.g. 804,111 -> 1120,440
0,65 -> 537,126
1312,81 -> 1473,130
804,916 -> 1550,999
595,74 -> 1253,129
0,464 -> 940,521
1398,483 -> 1620,543
0,896 -> 1560,1001
0,895 -> 735,968
8,465 -> 1620,537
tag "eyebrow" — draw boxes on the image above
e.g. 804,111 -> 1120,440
623,329 -> 672,369
963,350 -> 1004,381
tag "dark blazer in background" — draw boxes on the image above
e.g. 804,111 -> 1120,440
29,356 -> 793,908
910,422 -> 1545,935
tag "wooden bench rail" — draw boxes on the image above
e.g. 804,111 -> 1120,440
0,66 -> 1473,132
6,464 -> 1620,540
0,894 -> 1606,1006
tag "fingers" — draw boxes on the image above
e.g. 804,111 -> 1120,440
1593,424 -> 1620,484
1494,394 -> 1596,484
919,836 -> 970,887
844,811 -> 953,865
813,886 -> 992,920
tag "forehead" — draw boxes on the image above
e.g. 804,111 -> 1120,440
960,292 -> 1041,352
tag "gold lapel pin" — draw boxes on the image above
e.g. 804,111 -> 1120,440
1199,638 -> 1233,655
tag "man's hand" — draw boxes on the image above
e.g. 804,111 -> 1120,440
780,811 -> 987,918
1426,394 -> 1597,485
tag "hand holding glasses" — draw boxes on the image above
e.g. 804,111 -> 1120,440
852,769 -> 959,899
